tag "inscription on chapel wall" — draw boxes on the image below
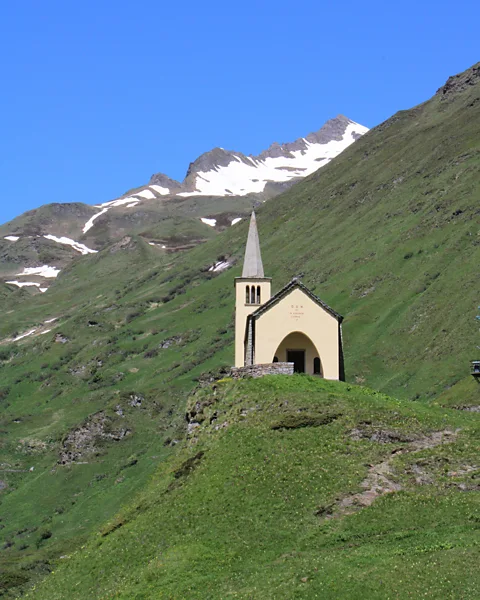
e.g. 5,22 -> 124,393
289,304 -> 304,320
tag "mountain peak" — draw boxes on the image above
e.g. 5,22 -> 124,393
147,115 -> 369,198
148,172 -> 181,191
185,147 -> 247,178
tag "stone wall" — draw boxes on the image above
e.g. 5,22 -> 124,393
230,362 -> 294,379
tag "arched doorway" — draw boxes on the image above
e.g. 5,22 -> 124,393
272,331 -> 322,375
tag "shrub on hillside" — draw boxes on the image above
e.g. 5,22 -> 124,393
0,346 -> 15,361
143,348 -> 159,359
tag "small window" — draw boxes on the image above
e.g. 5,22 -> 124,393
256,286 -> 261,304
251,287 -> 256,304
246,286 -> 250,304
273,356 -> 279,363
313,357 -> 321,375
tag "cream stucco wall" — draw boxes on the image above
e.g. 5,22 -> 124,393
234,278 -> 271,367
253,287 -> 340,380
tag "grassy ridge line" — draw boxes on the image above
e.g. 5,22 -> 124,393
27,376 -> 480,599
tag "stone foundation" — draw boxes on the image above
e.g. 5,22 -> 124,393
230,362 -> 294,379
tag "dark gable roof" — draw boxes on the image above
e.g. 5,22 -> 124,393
251,278 -> 343,322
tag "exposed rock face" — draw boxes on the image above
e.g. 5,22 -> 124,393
59,412 -> 130,465
306,114 -> 356,143
188,147 -> 247,175
148,172 -> 182,192
257,115 -> 356,160
321,429 -> 460,519
437,62 -> 480,99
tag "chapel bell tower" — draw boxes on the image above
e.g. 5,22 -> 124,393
234,211 -> 271,367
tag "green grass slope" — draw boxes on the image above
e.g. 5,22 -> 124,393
28,376 -> 480,599
0,283 -> 31,309
1,63 -> 479,596
0,237 -> 236,596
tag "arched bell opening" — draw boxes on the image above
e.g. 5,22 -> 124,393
272,331 -> 323,375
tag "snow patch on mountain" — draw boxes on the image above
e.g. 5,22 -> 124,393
14,329 -> 37,340
4,236 -> 19,242
17,265 -> 60,278
7,281 -> 47,292
134,189 -> 155,200
208,260 -> 231,272
200,218 -> 216,227
83,208 -> 109,234
44,235 -> 97,255
7,281 -> 44,288
97,196 -> 145,209
149,184 -> 170,195
83,194 -> 148,234
231,218 -> 242,226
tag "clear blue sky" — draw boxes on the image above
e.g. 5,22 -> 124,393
0,0 -> 477,224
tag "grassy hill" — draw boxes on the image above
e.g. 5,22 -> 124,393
0,63 -> 479,596
27,376 -> 480,599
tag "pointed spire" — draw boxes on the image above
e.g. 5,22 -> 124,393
242,211 -> 265,278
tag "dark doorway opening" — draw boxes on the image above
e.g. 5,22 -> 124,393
287,350 -> 305,373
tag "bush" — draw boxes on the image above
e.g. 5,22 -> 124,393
144,348 -> 159,359
36,529 -> 52,547
40,529 -> 52,540
126,310 -> 142,323
0,346 -> 15,361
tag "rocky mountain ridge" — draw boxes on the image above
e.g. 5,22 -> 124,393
0,115 -> 367,294
150,114 -> 368,197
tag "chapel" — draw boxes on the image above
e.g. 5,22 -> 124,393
234,212 -> 345,380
